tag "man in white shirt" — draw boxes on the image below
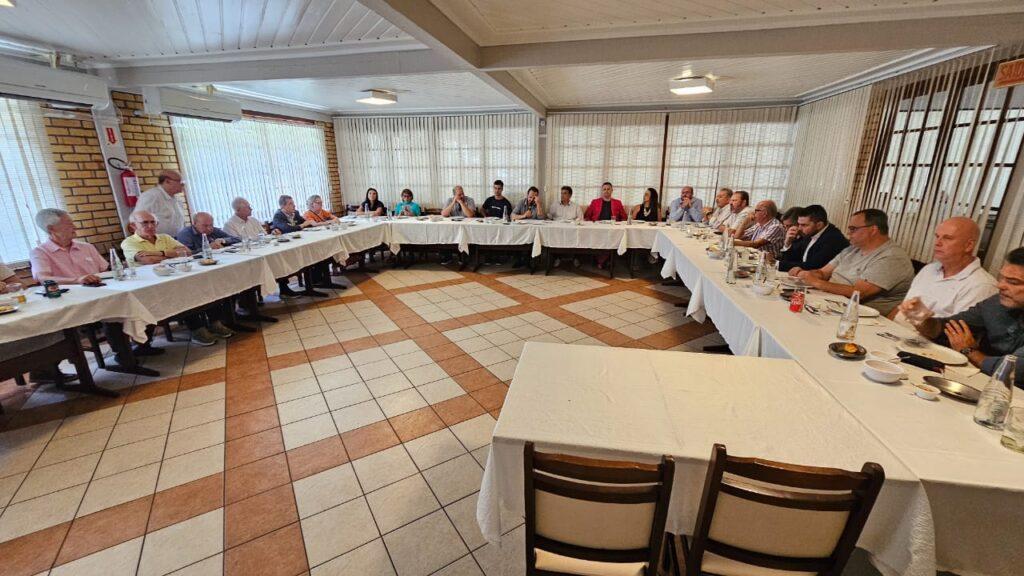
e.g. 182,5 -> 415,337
134,169 -> 186,236
548,186 -> 584,221
705,187 -> 732,229
895,217 -> 997,319
719,190 -> 754,234
224,197 -> 270,239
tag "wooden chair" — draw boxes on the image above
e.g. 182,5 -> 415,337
673,444 -> 884,576
524,442 -> 674,576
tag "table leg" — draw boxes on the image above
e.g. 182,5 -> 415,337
58,328 -> 119,398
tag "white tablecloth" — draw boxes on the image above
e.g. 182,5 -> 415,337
478,343 -> 935,576
0,286 -> 155,345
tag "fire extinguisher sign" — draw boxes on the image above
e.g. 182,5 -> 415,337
106,127 -> 118,145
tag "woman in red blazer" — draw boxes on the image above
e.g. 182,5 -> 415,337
584,182 -> 628,221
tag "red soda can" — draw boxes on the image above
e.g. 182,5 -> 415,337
789,288 -> 805,313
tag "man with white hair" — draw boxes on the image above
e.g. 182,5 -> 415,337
225,196 -> 270,239
732,200 -> 786,258
134,169 -> 187,236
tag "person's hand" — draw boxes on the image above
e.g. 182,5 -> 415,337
272,229 -> 282,236
787,267 -> 803,277
78,274 -> 102,285
796,270 -> 821,287
785,226 -> 799,242
210,239 -> 226,249
944,320 -> 977,351
897,297 -> 934,326
682,198 -> 691,208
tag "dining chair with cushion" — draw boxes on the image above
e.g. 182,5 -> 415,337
673,443 -> 884,576
523,441 -> 675,576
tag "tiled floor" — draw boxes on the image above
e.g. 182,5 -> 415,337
0,262 -> 721,576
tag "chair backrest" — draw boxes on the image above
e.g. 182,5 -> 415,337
523,442 -> 674,575
688,444 -> 884,576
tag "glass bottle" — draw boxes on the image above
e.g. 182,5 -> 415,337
502,205 -> 509,223
725,243 -> 737,285
201,233 -> 212,260
109,248 -> 124,281
753,251 -> 767,285
836,291 -> 860,341
974,355 -> 1016,429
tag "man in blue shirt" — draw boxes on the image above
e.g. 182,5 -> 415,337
175,212 -> 240,253
666,186 -> 704,223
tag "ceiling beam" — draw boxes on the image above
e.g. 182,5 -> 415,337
479,13 -> 1024,70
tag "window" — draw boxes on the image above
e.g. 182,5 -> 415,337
171,117 -> 332,225
335,113 -> 537,209
0,97 -> 65,265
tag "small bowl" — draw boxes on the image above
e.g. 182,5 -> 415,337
153,265 -> 174,277
867,349 -> 899,363
914,383 -> 940,400
862,359 -> 905,383
751,282 -> 774,296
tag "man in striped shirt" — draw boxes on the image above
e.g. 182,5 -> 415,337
733,200 -> 786,258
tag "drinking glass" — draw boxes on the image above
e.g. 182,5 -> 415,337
1001,407 -> 1024,453
6,282 -> 26,304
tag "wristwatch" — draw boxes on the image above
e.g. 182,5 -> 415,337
959,347 -> 974,356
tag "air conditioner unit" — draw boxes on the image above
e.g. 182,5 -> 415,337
142,87 -> 242,122
0,57 -> 110,108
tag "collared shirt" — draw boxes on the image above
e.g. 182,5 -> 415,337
548,201 -> 583,221
722,206 -> 754,231
175,226 -> 240,254
303,208 -> 336,223
224,214 -> 266,239
667,196 -> 704,222
904,258 -> 998,318
446,196 -> 477,217
828,240 -> 915,315
944,295 -> 1024,387
707,204 -> 731,228
513,198 -> 543,219
135,185 -> 186,236
121,233 -> 185,263
30,239 -> 108,284
271,210 -> 305,234
394,201 -> 422,216
741,218 -> 786,258
802,225 -> 830,260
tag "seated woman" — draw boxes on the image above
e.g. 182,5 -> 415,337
630,188 -> 661,222
356,188 -> 386,216
394,189 -> 422,216
303,194 -> 340,223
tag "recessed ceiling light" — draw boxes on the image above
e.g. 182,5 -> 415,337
670,76 -> 714,96
356,89 -> 397,106
0,0 -> 15,7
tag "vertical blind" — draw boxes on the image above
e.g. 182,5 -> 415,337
785,88 -> 872,224
0,97 -> 65,265
335,113 -> 537,209
851,43 -> 1024,263
171,117 -> 331,225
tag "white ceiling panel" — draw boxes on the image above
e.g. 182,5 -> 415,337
0,0 -> 415,62
432,0 -> 1024,45
215,72 -> 516,114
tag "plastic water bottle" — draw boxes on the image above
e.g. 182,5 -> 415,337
109,248 -> 125,281
836,291 -> 860,341
975,355 -> 1016,429
725,243 -> 737,285
502,205 -> 509,223
627,206 -> 633,226
201,233 -> 212,260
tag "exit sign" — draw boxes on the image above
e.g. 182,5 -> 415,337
994,58 -> 1024,89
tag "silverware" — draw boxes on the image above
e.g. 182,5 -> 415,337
877,331 -> 901,342
805,304 -> 820,315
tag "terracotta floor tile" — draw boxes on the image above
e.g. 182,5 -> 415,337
226,427 -> 285,470
304,343 -> 345,362
225,387 -> 277,418
426,342 -> 463,362
431,318 -> 465,332
226,405 -> 280,441
594,330 -> 634,347
454,368 -> 501,393
574,320 -> 610,337
622,340 -> 655,350
340,335 -> 379,354
225,372 -> 272,397
225,452 -> 292,504
227,365 -> 272,386
469,383 -> 509,412
489,408 -> 502,420
403,323 -> 439,338
285,435 -> 349,481
481,309 -> 510,321
432,394 -> 486,426
437,354 -> 482,377
126,377 -> 180,402
179,368 -> 226,392
341,420 -> 400,460
394,314 -> 426,329
638,330 -> 687,350
413,333 -> 450,351
148,472 -> 224,532
0,521 -> 70,576
225,521 -> 308,576
267,351 -> 309,372
389,406 -> 446,443
56,495 -> 152,566
373,329 -> 408,346
225,484 -> 299,549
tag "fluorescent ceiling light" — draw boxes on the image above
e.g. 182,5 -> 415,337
0,0 -> 15,7
356,90 -> 397,105
670,76 -> 714,95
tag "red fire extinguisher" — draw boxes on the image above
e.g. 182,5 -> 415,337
109,158 -> 141,207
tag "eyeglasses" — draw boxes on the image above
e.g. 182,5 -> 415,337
137,220 -> 157,225
847,224 -> 874,233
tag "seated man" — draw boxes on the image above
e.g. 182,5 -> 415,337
794,209 -> 914,315
441,186 -> 477,217
732,200 -> 785,258
394,189 -> 422,216
30,208 -> 158,375
667,186 -> 703,223
705,187 -> 733,228
482,179 -> 513,219
584,182 -> 627,222
224,197 -> 271,240
304,194 -> 340,223
175,212 -> 240,253
512,187 -> 545,220
122,211 -> 226,346
901,247 -> 1024,387
548,185 -> 583,222
272,195 -> 339,295
777,205 -> 849,273
272,194 -> 316,234
719,190 -> 754,234
894,217 -> 997,320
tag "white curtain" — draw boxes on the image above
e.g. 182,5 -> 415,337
171,117 -> 331,226
663,107 -> 797,209
0,97 -> 65,265
335,113 -> 537,210
786,88 -> 871,223
545,112 -> 664,209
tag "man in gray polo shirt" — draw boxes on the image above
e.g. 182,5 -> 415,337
794,208 -> 914,315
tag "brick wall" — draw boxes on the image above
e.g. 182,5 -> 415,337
320,120 -> 343,212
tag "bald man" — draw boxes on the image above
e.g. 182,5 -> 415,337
175,211 -> 240,254
135,169 -> 187,235
895,217 -> 998,319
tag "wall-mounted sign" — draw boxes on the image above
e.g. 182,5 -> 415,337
994,57 -> 1024,89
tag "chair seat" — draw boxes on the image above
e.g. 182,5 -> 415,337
701,552 -> 816,576
534,549 -> 646,576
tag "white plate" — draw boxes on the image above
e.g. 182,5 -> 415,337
906,346 -> 969,366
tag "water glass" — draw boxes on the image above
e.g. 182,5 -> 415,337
6,282 -> 26,304
1001,407 -> 1024,453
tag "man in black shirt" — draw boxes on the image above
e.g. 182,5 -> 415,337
482,179 -> 513,219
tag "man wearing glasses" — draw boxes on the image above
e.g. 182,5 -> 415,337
135,169 -> 187,236
791,208 -> 914,315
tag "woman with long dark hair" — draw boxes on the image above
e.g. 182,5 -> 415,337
631,187 -> 661,222
356,187 -> 385,216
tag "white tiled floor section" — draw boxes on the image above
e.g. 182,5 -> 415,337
562,290 -> 693,340
372,267 -> 465,290
495,272 -> 607,299
262,300 -> 401,356
396,282 -> 518,323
